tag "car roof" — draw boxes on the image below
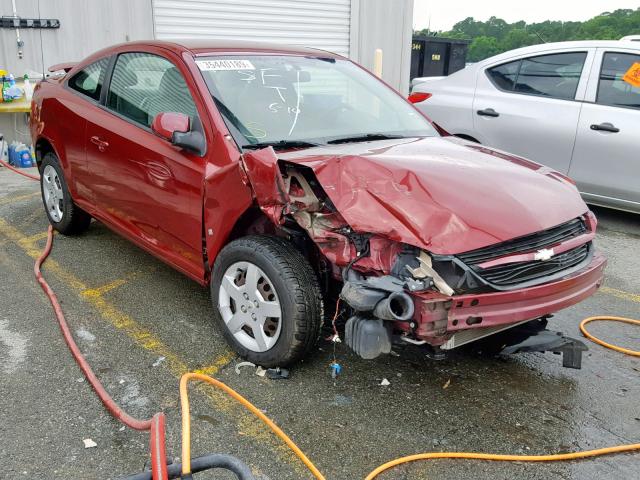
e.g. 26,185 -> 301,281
103,39 -> 343,58
477,40 -> 640,66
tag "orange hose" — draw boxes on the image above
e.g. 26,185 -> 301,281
363,444 -> 640,480
181,314 -> 640,479
179,372 -> 326,479
580,316 -> 640,356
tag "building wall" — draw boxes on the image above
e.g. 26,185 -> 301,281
0,0 -> 153,76
351,0 -> 414,95
0,0 -> 153,145
0,0 -> 413,145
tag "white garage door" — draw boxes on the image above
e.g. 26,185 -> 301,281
152,0 -> 352,57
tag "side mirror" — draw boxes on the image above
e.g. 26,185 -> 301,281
151,112 -> 190,142
151,112 -> 206,156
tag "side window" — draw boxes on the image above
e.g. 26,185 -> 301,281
597,52 -> 640,109
106,52 -> 198,127
68,58 -> 109,101
486,60 -> 520,91
486,52 -> 587,100
515,52 -> 586,99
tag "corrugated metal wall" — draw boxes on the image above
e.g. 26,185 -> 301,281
352,0 -> 414,95
151,0 -> 413,93
152,0 -> 352,57
0,0 -> 153,144
0,0 -> 153,76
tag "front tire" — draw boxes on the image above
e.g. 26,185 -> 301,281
211,236 -> 323,367
40,152 -> 91,235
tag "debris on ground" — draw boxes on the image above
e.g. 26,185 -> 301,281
266,367 -> 289,380
152,356 -> 165,367
83,438 -> 97,449
234,361 -> 256,375
76,328 -> 96,342
255,366 -> 267,377
443,379 -> 451,389
380,378 -> 390,386
329,362 -> 342,379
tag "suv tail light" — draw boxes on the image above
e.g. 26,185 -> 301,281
408,92 -> 432,103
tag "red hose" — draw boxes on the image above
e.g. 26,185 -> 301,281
0,158 -> 40,181
9,160 -> 169,479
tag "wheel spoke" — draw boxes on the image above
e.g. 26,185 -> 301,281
253,327 -> 269,351
221,274 -> 245,303
226,313 -> 247,334
259,300 -> 281,318
244,263 -> 260,294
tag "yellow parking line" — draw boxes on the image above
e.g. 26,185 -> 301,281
0,220 -> 88,291
194,354 -> 237,376
0,191 -> 39,206
86,267 -> 157,296
0,217 -> 305,472
601,286 -> 640,304
18,230 -> 49,247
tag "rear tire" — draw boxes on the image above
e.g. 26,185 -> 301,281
211,235 -> 323,367
40,152 -> 91,235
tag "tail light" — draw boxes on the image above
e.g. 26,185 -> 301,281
408,92 -> 432,103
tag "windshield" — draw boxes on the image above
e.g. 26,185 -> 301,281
196,55 -> 438,148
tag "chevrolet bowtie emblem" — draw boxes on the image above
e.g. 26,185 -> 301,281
534,248 -> 555,261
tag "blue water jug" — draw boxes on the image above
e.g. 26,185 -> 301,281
17,146 -> 32,168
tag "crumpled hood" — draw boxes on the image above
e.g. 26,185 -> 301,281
277,136 -> 588,255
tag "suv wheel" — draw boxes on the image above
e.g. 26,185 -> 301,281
211,236 -> 323,367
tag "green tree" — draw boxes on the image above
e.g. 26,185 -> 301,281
415,8 -> 640,62
468,36 -> 502,62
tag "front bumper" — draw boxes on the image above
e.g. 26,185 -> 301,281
413,252 -> 607,343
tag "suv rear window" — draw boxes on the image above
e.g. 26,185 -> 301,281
487,52 -> 587,100
597,52 -> 640,109
68,57 -> 109,101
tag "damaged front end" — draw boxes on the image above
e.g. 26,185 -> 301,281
242,147 -> 604,369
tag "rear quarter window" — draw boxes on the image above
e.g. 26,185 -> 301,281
68,57 -> 110,101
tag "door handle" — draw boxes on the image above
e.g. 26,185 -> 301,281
90,136 -> 109,152
477,108 -> 500,117
590,122 -> 619,133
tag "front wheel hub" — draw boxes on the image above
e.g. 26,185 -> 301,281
218,261 -> 282,353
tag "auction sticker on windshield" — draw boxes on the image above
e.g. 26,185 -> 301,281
196,59 -> 255,71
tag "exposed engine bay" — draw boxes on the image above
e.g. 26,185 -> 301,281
241,144 -> 605,368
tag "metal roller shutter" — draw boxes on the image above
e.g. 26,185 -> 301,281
152,0 -> 352,57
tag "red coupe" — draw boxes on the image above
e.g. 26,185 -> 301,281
30,40 -> 605,368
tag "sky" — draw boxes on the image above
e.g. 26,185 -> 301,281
413,0 -> 640,31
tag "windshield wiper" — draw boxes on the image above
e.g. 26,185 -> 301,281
326,133 -> 407,145
242,140 -> 320,150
